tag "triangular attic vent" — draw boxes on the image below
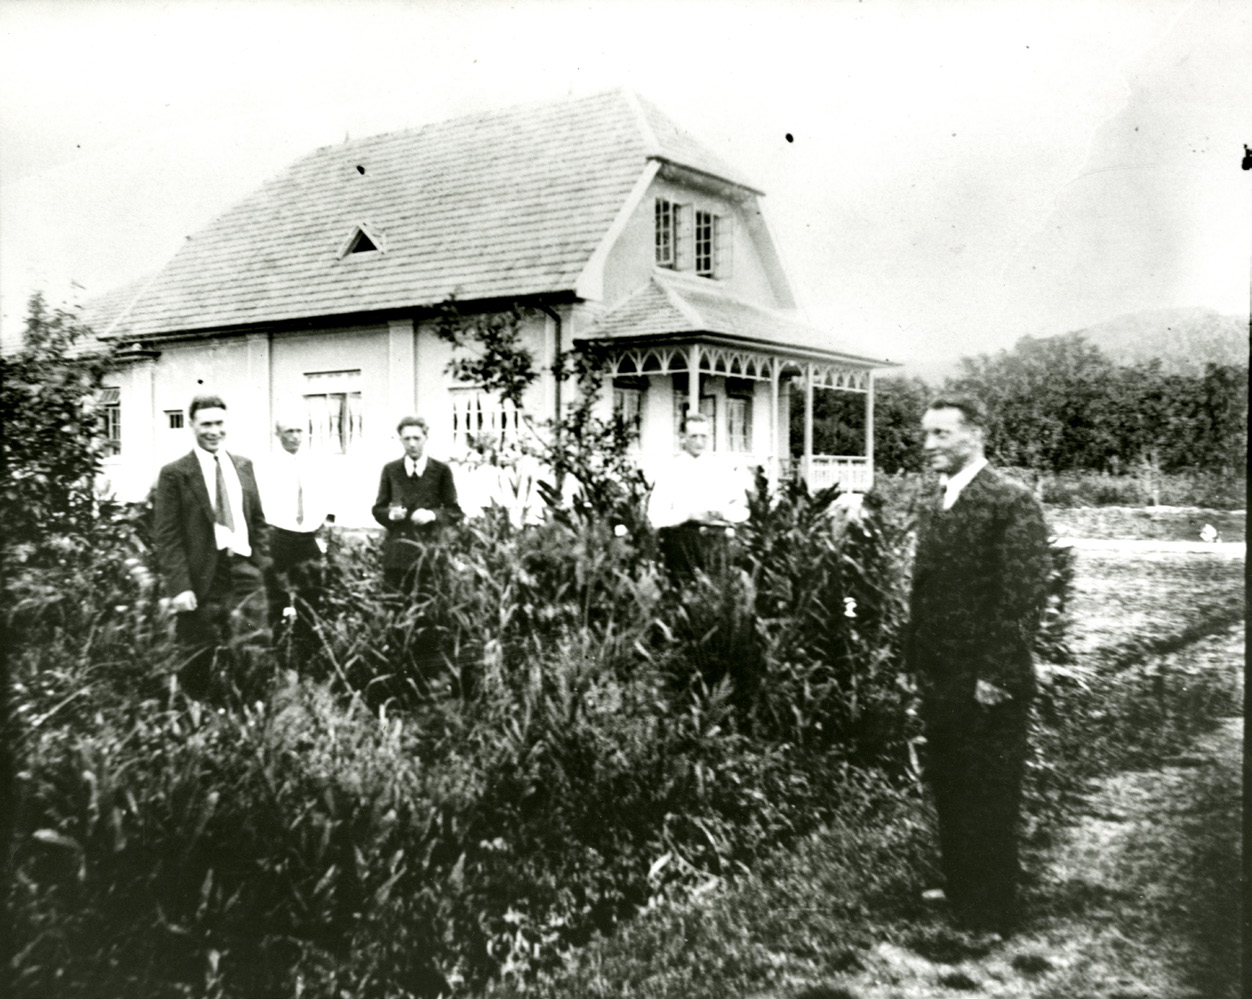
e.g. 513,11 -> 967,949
339,222 -> 383,258
348,230 -> 377,254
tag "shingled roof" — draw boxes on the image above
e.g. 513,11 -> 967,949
105,89 -> 758,340
587,273 -> 892,366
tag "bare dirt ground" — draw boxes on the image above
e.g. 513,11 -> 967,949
807,625 -> 1243,999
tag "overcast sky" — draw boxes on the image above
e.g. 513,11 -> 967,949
2,0 -> 1248,374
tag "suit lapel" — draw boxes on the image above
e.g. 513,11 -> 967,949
182,451 -> 215,525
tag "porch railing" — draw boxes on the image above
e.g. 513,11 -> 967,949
777,455 -> 872,493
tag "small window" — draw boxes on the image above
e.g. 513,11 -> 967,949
655,199 -> 676,267
166,410 -> 184,430
727,395 -> 753,453
339,223 -> 383,258
100,387 -> 121,456
347,230 -> 377,254
304,370 -> 363,454
695,211 -> 715,277
613,386 -> 643,435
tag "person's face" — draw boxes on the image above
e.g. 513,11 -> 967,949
681,421 -> 710,457
191,406 -> 227,453
400,425 -> 427,461
276,421 -> 304,454
921,406 -> 982,476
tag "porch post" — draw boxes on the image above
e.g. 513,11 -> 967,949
803,363 -> 814,483
687,343 -> 701,415
769,361 -> 780,482
864,370 -> 875,490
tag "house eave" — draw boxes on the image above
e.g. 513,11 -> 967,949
104,290 -> 583,344
577,329 -> 899,369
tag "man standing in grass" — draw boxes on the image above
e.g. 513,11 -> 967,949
259,407 -> 333,663
907,395 -> 1051,939
648,411 -> 751,578
153,394 -> 270,696
371,415 -> 461,592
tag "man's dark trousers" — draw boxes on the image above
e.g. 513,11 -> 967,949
908,466 -> 1049,934
268,526 -> 326,663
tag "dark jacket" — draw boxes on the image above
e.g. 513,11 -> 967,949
153,450 -> 270,600
907,465 -> 1050,713
371,457 -> 462,570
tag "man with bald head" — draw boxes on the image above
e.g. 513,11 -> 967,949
259,408 -> 333,660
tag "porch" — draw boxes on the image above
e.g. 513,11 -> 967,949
601,336 -> 882,493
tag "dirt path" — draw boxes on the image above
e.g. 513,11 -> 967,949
795,625 -> 1244,999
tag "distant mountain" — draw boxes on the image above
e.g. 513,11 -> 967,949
1059,308 -> 1248,375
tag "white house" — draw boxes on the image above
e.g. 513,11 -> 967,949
93,89 -> 894,525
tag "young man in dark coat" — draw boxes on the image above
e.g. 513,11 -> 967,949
371,415 -> 461,592
907,395 -> 1051,939
153,394 -> 270,695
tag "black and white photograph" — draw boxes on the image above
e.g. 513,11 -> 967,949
2,1 -> 1246,996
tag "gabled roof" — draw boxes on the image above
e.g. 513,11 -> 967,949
586,274 -> 894,367
106,89 -> 759,339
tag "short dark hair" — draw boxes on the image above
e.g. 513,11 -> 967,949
189,394 -> 227,419
396,415 -> 429,436
926,394 -> 987,430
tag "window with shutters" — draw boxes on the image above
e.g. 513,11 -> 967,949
655,199 -> 676,267
450,387 -> 523,453
100,387 -> 121,455
694,210 -> 733,278
304,370 -> 363,454
166,410 -> 184,430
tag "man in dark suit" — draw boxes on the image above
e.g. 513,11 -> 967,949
372,415 -> 461,592
153,394 -> 270,695
907,395 -> 1050,939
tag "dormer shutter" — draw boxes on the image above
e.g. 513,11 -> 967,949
675,203 -> 694,271
715,215 -> 733,279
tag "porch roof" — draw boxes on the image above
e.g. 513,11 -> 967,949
584,274 -> 895,368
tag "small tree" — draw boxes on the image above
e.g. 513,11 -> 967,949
0,292 -> 118,553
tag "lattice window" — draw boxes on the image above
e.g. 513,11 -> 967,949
166,410 -> 184,430
695,210 -> 714,276
304,370 -> 363,454
100,386 -> 121,455
451,387 -> 523,453
655,199 -> 676,267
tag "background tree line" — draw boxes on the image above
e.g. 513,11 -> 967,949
797,332 -> 1248,476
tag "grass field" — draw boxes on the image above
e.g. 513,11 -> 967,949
1046,505 -> 1246,544
481,522 -> 1245,999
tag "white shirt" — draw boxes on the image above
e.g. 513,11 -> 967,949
648,451 -> 751,530
260,449 -> 330,533
941,456 -> 988,511
404,454 -> 429,479
193,446 -> 251,556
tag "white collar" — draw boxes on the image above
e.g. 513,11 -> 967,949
405,454 -> 428,477
942,456 -> 988,509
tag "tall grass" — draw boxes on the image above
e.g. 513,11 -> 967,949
6,473 -> 1055,997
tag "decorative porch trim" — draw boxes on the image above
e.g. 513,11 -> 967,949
604,340 -> 870,391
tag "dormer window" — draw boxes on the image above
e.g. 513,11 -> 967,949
339,222 -> 383,258
655,198 -> 731,278
655,199 -> 677,267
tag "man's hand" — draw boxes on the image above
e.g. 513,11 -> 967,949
975,679 -> 1012,707
388,503 -> 407,522
170,590 -> 198,613
410,508 -> 437,526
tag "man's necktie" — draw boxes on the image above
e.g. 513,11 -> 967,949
214,455 -> 236,531
296,466 -> 305,526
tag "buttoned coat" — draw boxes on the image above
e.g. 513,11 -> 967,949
371,457 -> 462,570
907,465 -> 1051,719
153,450 -> 270,600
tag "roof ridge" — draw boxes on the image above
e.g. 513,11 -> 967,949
620,89 -> 660,156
